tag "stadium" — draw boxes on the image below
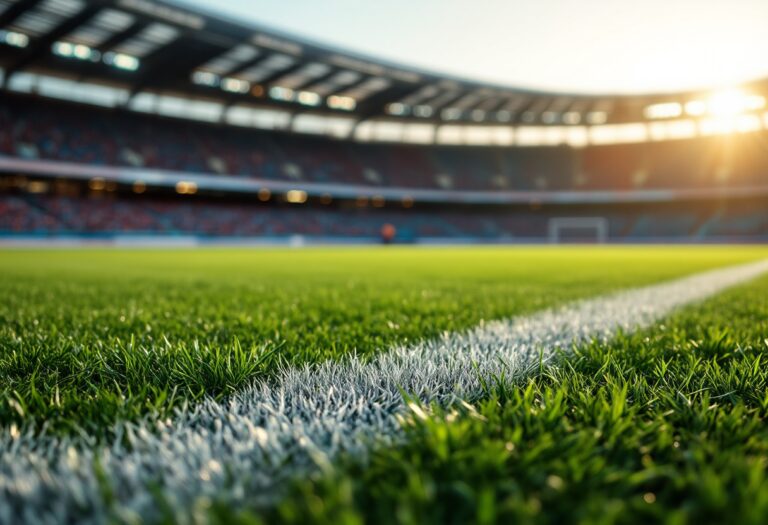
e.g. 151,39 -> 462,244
1,0 -> 768,523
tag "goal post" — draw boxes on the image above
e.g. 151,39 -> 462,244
548,217 -> 609,244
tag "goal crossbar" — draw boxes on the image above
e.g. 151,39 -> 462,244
548,217 -> 609,244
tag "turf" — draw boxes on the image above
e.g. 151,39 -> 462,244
256,272 -> 768,525
0,246 -> 766,436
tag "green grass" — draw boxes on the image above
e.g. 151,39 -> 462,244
0,246 -> 766,435
254,272 -> 768,525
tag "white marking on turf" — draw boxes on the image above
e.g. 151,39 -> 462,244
1,259 -> 768,524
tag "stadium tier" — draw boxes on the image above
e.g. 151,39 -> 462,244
2,191 -> 767,243
2,94 -> 768,192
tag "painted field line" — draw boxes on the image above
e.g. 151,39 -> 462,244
2,259 -> 768,524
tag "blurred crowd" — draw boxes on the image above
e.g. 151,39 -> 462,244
1,194 -> 766,241
2,95 -> 767,192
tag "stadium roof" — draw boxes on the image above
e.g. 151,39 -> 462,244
0,0 -> 767,127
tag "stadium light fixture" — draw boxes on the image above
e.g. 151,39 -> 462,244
436,125 -> 463,144
707,89 -> 765,117
52,42 -> 73,56
221,78 -> 250,94
564,126 -> 589,147
52,41 -> 100,62
643,102 -> 682,119
175,181 -> 198,194
684,91 -> 764,119
648,119 -> 697,141
191,71 -> 219,87
698,115 -> 760,135
470,109 -> 486,122
285,189 -> 307,203
589,123 -> 647,144
414,105 -> 434,118
257,188 -> 271,201
0,29 -> 29,48
103,52 -> 139,71
684,100 -> 707,116
465,126 -> 496,145
386,102 -> 409,116
73,44 -> 95,60
490,126 -> 515,145
296,90 -> 321,106
26,180 -> 49,194
495,110 -> 512,122
270,86 -> 295,102
562,112 -> 581,125
708,89 -> 747,117
327,95 -> 356,111
541,111 -> 559,124
586,111 -> 608,125
88,177 -> 106,191
517,126 -> 562,146
746,95 -> 765,111
735,114 -> 762,133
441,107 -> 462,121
402,123 -> 435,144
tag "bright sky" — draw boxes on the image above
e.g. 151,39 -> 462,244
183,0 -> 768,95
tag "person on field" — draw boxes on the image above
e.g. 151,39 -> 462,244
380,223 -> 396,244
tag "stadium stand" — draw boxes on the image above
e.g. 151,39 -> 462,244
0,0 -> 767,243
2,95 -> 768,192
2,192 -> 767,243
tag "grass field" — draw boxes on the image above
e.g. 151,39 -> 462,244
1,246 -> 768,523
269,272 -> 768,525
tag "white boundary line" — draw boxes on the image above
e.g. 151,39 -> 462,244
2,259 -> 768,523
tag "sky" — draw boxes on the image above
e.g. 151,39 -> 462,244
183,0 -> 768,95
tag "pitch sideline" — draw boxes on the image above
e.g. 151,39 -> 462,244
2,259 -> 768,523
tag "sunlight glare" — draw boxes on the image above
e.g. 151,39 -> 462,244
708,90 -> 764,117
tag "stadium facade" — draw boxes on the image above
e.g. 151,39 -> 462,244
1,0 -> 767,244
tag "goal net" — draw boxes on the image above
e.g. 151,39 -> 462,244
548,217 -> 609,244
